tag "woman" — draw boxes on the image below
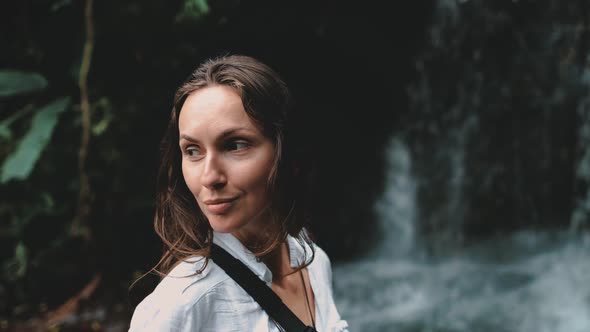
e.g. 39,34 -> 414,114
129,54 -> 349,331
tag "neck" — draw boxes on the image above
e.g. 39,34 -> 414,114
263,241 -> 293,281
230,207 -> 276,250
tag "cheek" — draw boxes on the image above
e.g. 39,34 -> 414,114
239,156 -> 274,196
181,162 -> 201,195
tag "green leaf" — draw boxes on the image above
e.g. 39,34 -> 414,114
14,242 -> 27,278
91,97 -> 113,136
51,0 -> 71,12
176,0 -> 210,22
0,124 -> 11,140
1,97 -> 70,183
41,192 -> 55,210
0,70 -> 48,98
92,112 -> 112,136
0,105 -> 35,141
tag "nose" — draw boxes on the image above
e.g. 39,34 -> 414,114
201,153 -> 227,190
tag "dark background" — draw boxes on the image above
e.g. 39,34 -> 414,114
1,0 -> 589,330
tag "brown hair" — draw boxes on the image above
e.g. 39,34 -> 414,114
153,54 -> 314,276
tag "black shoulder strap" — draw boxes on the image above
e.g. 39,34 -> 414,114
210,243 -> 317,332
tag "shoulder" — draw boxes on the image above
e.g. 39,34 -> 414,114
128,256 -> 233,331
312,242 -> 331,264
157,256 -> 232,302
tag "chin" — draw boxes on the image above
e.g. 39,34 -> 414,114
208,222 -> 234,234
208,216 -> 243,234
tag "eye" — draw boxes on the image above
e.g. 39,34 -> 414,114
225,139 -> 250,151
185,145 -> 201,157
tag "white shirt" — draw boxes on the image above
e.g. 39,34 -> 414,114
129,231 -> 349,332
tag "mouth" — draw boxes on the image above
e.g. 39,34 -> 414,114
203,196 -> 239,214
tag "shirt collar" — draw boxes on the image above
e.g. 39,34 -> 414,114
212,231 -> 313,284
213,232 -> 273,283
287,235 -> 310,269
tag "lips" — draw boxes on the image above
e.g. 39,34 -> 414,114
203,197 -> 238,214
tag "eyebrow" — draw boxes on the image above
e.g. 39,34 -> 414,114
179,127 -> 255,143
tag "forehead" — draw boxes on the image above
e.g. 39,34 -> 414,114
178,85 -> 254,135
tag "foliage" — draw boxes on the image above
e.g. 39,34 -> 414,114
0,0 -> 220,320
0,71 -> 47,98
176,0 -> 210,22
1,97 -> 70,183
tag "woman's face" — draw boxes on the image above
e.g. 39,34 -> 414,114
179,85 -> 275,237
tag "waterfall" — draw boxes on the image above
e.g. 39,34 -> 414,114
331,0 -> 590,329
333,119 -> 590,331
570,66 -> 590,231
372,137 -> 417,258
333,143 -> 590,331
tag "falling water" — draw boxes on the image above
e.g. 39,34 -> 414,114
371,137 -> 417,258
330,1 -> 590,330
332,136 -> 590,332
570,66 -> 590,231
